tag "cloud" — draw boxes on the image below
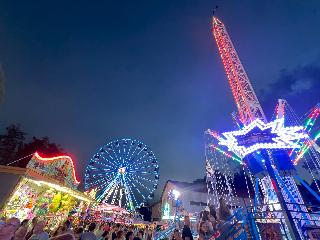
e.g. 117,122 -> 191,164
260,61 -> 320,115
262,62 -> 320,98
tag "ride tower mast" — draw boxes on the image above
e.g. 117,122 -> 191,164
211,16 -> 308,239
212,17 -> 266,126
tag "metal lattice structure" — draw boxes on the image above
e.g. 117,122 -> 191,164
206,16 -> 320,239
212,17 -> 266,125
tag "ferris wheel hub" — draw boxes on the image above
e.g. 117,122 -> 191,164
118,167 -> 126,174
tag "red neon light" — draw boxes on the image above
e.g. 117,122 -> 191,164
212,17 -> 254,124
271,178 -> 278,192
34,152 -> 80,184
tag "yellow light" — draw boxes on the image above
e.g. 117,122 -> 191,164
25,178 -> 92,202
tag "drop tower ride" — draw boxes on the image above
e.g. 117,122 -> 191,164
206,16 -> 320,239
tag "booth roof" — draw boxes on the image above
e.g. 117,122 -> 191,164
0,165 -> 94,203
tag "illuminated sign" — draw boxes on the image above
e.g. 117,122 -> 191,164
218,118 -> 307,158
162,202 -> 170,220
27,152 -> 80,189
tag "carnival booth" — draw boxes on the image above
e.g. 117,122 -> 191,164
0,152 -> 94,232
88,203 -> 132,224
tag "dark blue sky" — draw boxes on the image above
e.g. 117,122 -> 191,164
1,0 -> 320,197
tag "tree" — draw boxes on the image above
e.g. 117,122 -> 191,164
0,124 -> 65,167
16,136 -> 65,167
0,124 -> 25,165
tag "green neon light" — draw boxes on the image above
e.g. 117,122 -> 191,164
210,144 -> 242,164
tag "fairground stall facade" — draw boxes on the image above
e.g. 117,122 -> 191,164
0,152 -> 94,232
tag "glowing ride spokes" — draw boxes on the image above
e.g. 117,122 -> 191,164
208,16 -> 316,239
218,118 -> 308,159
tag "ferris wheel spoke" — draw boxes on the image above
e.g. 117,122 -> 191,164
135,174 -> 156,184
103,144 -> 121,166
110,142 -> 124,166
129,153 -> 156,169
127,151 -> 150,168
86,178 -> 105,189
132,175 -> 152,192
128,164 -> 156,173
129,170 -> 154,175
96,174 -> 120,202
127,170 -> 156,181
111,149 -> 121,166
129,175 -> 153,193
91,156 -> 117,171
126,145 -> 143,167
125,177 -> 139,207
88,166 -> 115,173
104,182 -> 118,203
90,156 -> 116,169
122,175 -> 135,209
126,175 -> 147,201
128,143 -> 147,165
86,174 -> 116,187
97,178 -> 117,189
103,183 -> 118,203
111,181 -> 122,205
96,180 -> 113,192
98,179 -> 116,194
110,183 -> 118,205
121,141 -> 131,164
100,155 -> 118,168
87,172 -> 116,183
128,158 -> 153,170
123,141 -> 138,167
103,181 -> 116,203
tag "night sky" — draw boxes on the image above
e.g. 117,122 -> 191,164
1,1 -> 320,198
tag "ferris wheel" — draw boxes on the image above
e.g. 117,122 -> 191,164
84,138 -> 159,210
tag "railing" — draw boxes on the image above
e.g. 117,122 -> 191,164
211,203 -> 320,239
215,208 -> 249,240
153,223 -> 176,240
154,204 -> 320,240
245,203 -> 320,239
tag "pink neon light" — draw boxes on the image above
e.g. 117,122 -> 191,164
34,152 -> 80,184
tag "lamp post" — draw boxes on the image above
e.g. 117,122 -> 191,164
168,189 -> 181,223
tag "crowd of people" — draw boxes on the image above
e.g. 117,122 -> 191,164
0,217 -> 154,240
0,198 -> 233,240
170,198 -> 233,240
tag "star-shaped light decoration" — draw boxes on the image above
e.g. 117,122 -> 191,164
218,118 -> 308,159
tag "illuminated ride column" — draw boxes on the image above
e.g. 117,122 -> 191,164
209,16 -> 311,239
